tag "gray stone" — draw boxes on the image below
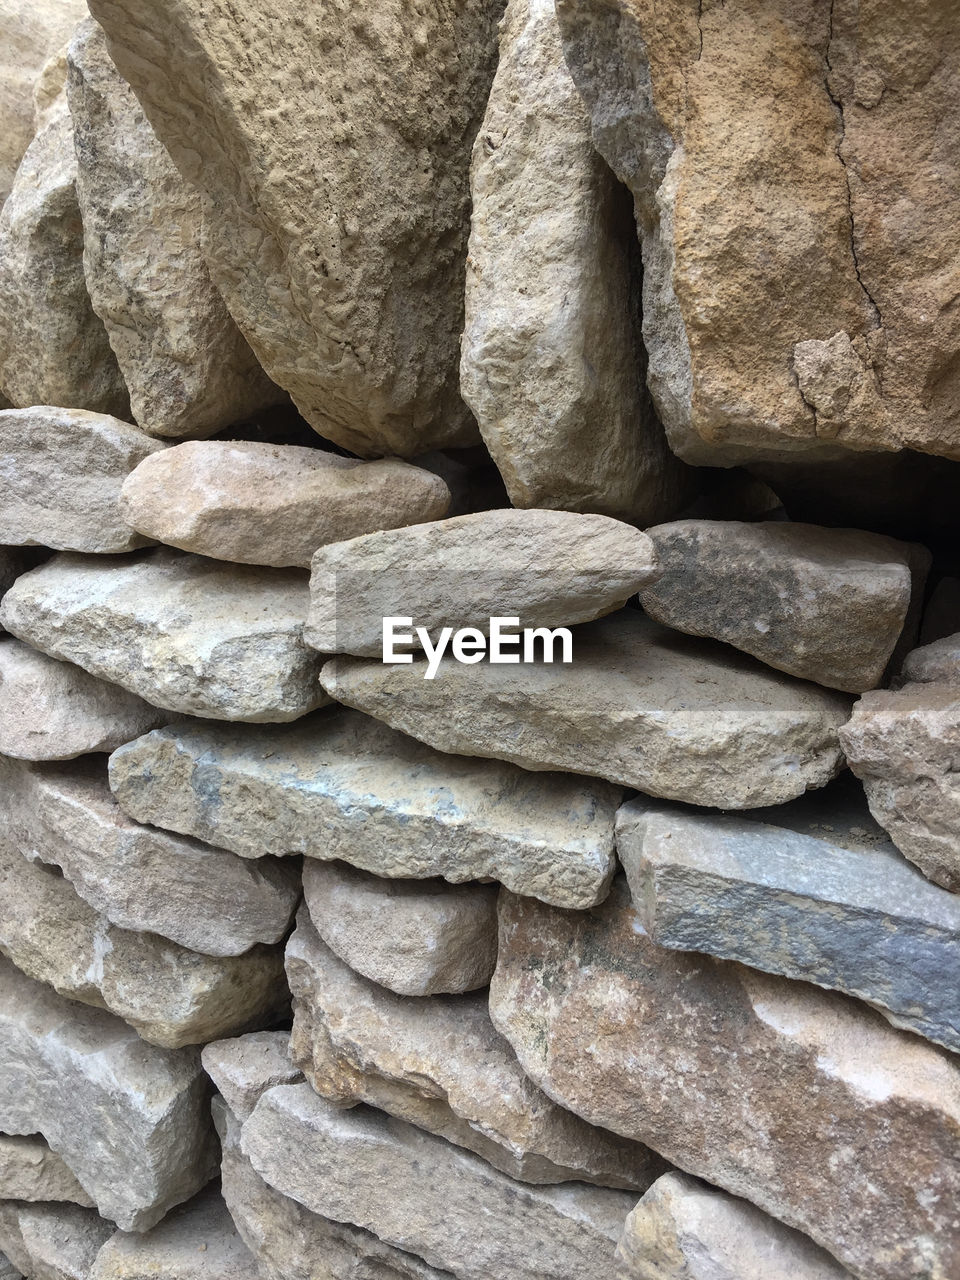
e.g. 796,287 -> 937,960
0,1135 -> 94,1207
0,549 -> 326,723
901,633 -> 960,685
202,1033 -> 302,1125
0,1250 -> 20,1280
0,953 -> 217,1231
107,709 -> 621,908
0,1201 -> 113,1280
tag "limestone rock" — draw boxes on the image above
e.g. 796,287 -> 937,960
0,96 -> 129,415
0,1135 -> 95,1207
639,520 -> 923,692
841,682 -> 960,891
0,550 -> 46,634
0,834 -> 288,1048
322,613 -> 851,808
0,1251 -> 20,1280
120,442 -> 451,568
303,861 -> 497,997
0,1201 -> 113,1280
0,754 -> 299,957
617,796 -> 960,1051
901,633 -> 960,685
0,549 -> 326,722
489,878 -> 960,1280
85,0 -> 504,457
306,508 -> 660,656
554,0 -> 960,465
287,909 -> 664,1190
617,1172 -> 851,1280
202,1033 -> 302,1125
0,953 -> 217,1231
242,1083 -> 637,1280
460,0 -> 689,524
108,709 -> 621,908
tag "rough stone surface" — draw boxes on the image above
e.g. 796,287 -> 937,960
322,613 -> 851,808
0,551 -> 37,629
0,94 -> 129,415
554,0 -> 960,466
0,1201 -> 113,1280
0,549 -> 326,722
901,633 -> 960,685
617,796 -> 960,1051
0,1250 -> 19,1280
0,1135 -> 95,1207
303,861 -> 497,997
286,908 -> 664,1190
639,520 -> 923,692
65,20 -> 280,442
242,1083 -> 637,1280
86,0 -> 504,458
306,508 -> 660,656
841,682 -> 960,891
0,753 -> 298,957
108,709 -> 621,908
460,0 -> 689,524
0,952 -> 217,1231
618,1172 -> 851,1280
202,1033 -> 303,1125
0,637 -> 163,760
0,833 -> 288,1048
120,442 -> 451,568
490,878 -> 960,1280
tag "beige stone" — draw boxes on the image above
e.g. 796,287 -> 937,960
120,441 -> 451,568
202,1033 -> 302,1125
489,878 -> 960,1280
287,909 -> 665,1190
0,1201 -> 113,1280
86,0 -> 504,457
322,612 -> 851,808
460,0 -> 689,524
303,861 -> 497,997
108,710 -> 621,908
0,952 -> 217,1231
840,682 -> 960,891
0,549 -> 326,722
0,1135 -> 94,1207
0,96 -> 129,415
901,633 -> 960,685
639,520 -> 924,692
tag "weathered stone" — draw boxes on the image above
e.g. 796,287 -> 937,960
86,0 -> 503,458
65,21 -> 280,441
841,682 -> 960,891
0,552 -> 34,626
0,834 -> 288,1048
901,633 -> 960,685
554,0 -> 960,466
89,1185 -> 260,1280
617,795 -> 960,1051
108,709 -> 620,908
306,508 -> 660,656
490,878 -> 960,1280
303,862 -> 497,997
0,95 -> 129,415
460,0 -> 688,524
0,549 -> 326,722
639,520 -> 923,692
0,1201 -> 113,1280
0,754 -> 298,957
0,953 -> 217,1231
202,1033 -> 303,1125
287,909 -> 664,1190
617,1172 -> 851,1279
242,1083 -> 636,1280
322,613 -> 851,808
0,1135 -> 94,1207
0,1250 -> 20,1280
120,442 -> 451,568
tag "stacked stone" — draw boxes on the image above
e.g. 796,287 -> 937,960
0,2 -> 959,1280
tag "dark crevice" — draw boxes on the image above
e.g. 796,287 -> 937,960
696,0 -> 704,61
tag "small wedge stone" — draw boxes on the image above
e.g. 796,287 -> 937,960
202,1033 -> 302,1125
0,1135 -> 94,1207
0,1202 -> 113,1280
901,633 -> 960,684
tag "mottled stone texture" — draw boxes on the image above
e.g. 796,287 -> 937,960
0,1134 -> 95,1207
0,1200 -> 113,1280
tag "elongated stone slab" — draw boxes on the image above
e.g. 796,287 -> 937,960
617,797 -> 960,1052
0,549 -> 326,722
202,1033 -> 303,1125
242,1084 -> 636,1280
0,1201 -> 113,1280
286,909 -> 661,1189
322,613 -> 851,809
0,1134 -> 94,1207
0,953 -> 217,1231
0,754 -> 298,957
489,879 -> 960,1280
108,709 -> 620,908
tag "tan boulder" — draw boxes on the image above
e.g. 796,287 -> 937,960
0,1134 -> 94,1207
0,1201 -> 113,1280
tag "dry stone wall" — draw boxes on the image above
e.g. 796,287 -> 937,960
0,3 -> 958,1279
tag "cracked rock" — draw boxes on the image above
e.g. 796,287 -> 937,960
0,1135 -> 95,1207
0,1201 -> 113,1280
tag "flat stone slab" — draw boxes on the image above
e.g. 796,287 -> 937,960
0,549 -> 326,722
0,953 -> 217,1231
0,1134 -> 94,1207
202,1032 -> 303,1124
0,1201 -> 113,1280
108,709 -> 621,908
322,613 -> 851,809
